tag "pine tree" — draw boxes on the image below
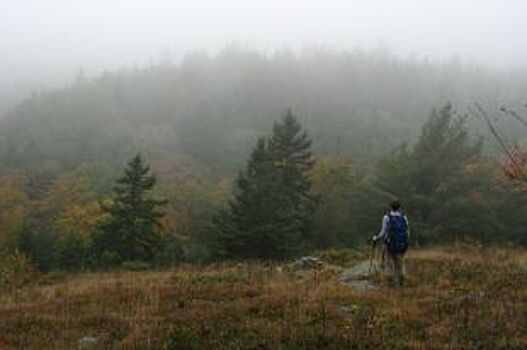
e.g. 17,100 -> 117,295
374,103 -> 483,243
268,109 -> 316,247
214,137 -> 277,259
93,154 -> 167,265
213,111 -> 315,259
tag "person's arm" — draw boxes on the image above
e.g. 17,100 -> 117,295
374,215 -> 389,241
404,215 -> 410,238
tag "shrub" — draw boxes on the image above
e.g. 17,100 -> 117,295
0,250 -> 34,292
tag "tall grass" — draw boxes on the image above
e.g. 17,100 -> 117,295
0,247 -> 526,349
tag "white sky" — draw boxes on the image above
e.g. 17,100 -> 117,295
0,0 -> 526,107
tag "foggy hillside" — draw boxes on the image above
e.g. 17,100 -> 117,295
1,46 -> 526,176
3,2 -> 527,347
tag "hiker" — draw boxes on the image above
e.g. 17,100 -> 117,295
371,200 -> 409,285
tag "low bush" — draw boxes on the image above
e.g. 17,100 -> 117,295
0,250 -> 34,292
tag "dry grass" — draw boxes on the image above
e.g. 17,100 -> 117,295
1,247 -> 527,349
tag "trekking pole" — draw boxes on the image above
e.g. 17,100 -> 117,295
367,236 -> 376,276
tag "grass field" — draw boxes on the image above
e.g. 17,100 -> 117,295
1,246 -> 526,349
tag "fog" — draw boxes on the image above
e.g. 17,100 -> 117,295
1,0 -> 526,110
2,0 -> 527,310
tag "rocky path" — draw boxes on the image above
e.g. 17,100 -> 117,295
339,260 -> 376,290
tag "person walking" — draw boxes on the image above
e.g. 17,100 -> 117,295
372,200 -> 409,286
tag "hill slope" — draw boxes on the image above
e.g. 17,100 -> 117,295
1,47 -> 525,175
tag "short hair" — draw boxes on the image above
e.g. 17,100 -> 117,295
390,200 -> 401,211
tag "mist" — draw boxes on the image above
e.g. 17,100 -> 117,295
1,0 -> 527,111
3,3 -> 527,346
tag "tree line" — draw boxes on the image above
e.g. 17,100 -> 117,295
1,47 -> 525,175
2,104 -> 526,269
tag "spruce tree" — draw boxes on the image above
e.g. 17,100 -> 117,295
269,109 -> 316,243
93,154 -> 166,265
214,137 -> 277,258
374,103 -> 483,243
214,111 -> 315,259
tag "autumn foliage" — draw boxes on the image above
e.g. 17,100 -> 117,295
502,147 -> 527,188
1,247 -> 527,349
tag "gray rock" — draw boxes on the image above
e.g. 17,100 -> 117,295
339,260 -> 376,290
287,256 -> 324,271
78,336 -> 98,350
338,304 -> 359,314
339,261 -> 372,282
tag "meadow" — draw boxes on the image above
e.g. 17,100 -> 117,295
1,246 -> 526,349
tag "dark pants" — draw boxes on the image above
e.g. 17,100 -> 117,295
390,253 -> 405,286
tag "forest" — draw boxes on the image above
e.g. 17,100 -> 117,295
0,47 -> 525,271
3,0 -> 527,346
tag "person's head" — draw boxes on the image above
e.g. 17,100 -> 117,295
390,200 -> 401,212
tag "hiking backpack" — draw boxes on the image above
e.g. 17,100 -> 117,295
386,214 -> 408,256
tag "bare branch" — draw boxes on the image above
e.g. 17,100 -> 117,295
500,106 -> 527,128
471,103 -> 527,183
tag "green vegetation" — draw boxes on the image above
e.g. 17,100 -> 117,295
1,102 -> 526,269
367,104 -> 527,245
0,250 -> 33,293
0,47 -> 526,349
92,154 -> 167,266
0,48 -> 524,174
213,111 -> 315,259
0,49 -> 524,268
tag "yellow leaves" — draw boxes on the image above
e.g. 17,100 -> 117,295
23,169 -> 106,239
313,155 -> 353,174
0,174 -> 28,246
158,207 -> 180,233
0,251 -> 34,292
54,200 -> 107,238
33,171 -> 93,218
0,167 -> 109,246
311,155 -> 353,193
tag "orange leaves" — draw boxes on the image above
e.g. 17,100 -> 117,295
502,147 -> 527,188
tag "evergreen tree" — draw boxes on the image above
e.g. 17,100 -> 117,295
213,111 -> 315,259
55,232 -> 89,271
93,154 -> 166,265
373,104 -> 483,243
268,109 -> 316,247
310,156 -> 363,248
13,223 -> 57,271
214,137 -> 278,258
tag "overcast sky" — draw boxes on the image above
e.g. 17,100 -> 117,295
1,0 -> 526,109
